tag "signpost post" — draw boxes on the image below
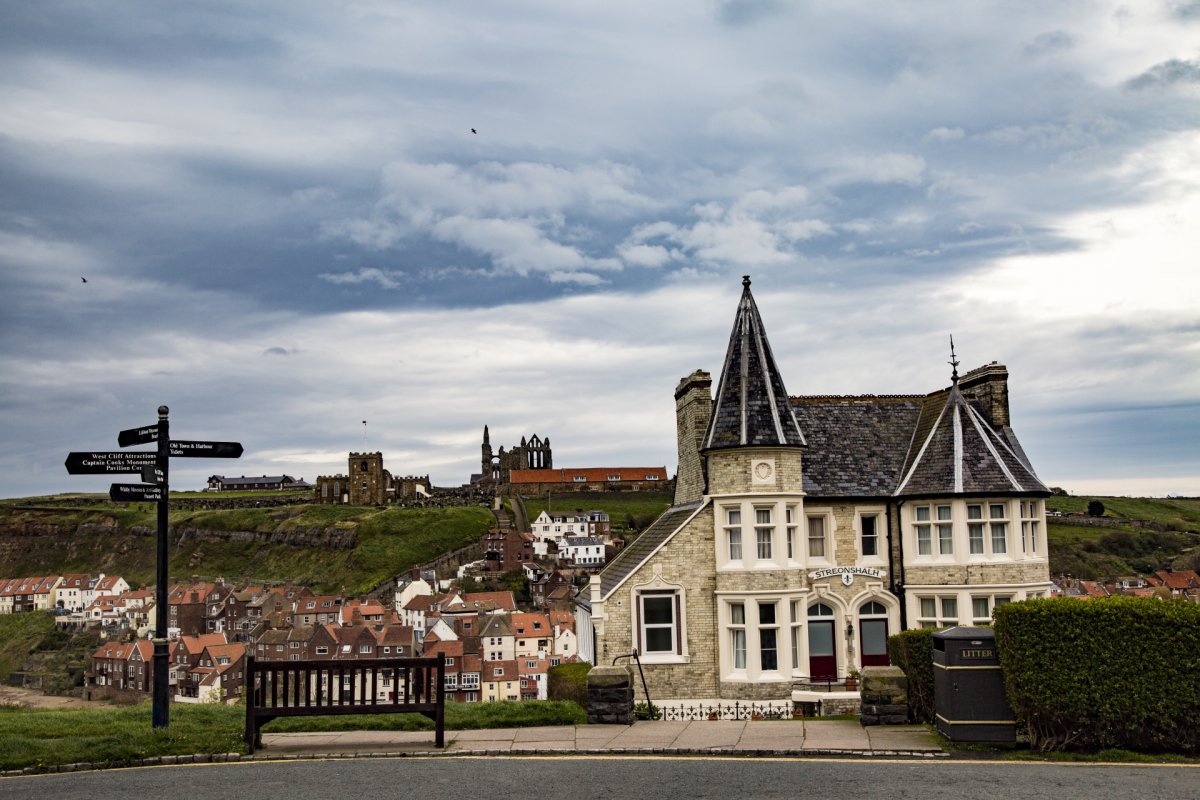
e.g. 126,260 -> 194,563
65,406 -> 242,730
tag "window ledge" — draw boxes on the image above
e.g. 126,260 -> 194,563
638,654 -> 690,665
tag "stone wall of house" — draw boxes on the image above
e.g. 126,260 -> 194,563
598,505 -> 721,701
705,448 -> 805,495
902,562 -> 1049,586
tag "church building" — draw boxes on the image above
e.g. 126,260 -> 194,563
586,277 -> 1052,704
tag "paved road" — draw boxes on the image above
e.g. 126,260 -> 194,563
2,756 -> 1196,800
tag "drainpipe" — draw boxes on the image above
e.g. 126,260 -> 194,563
892,500 -> 908,630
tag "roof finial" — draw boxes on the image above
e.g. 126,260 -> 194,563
949,334 -> 960,383
742,275 -> 751,289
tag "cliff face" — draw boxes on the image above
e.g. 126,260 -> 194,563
0,501 -> 493,594
0,509 -> 356,583
171,525 -> 356,549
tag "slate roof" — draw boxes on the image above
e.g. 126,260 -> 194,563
792,386 -> 1047,499
703,277 -> 806,451
895,383 -> 1048,497
791,395 -> 924,495
599,502 -> 703,598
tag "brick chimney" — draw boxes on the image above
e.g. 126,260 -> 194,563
673,370 -> 713,505
959,362 -> 1011,428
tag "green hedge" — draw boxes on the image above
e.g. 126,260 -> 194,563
548,661 -> 591,708
994,597 -> 1200,753
886,628 -> 937,723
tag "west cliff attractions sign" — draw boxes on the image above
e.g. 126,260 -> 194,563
808,566 -> 886,586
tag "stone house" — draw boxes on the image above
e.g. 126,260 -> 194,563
510,467 -> 669,494
88,639 -> 154,697
585,277 -> 1052,704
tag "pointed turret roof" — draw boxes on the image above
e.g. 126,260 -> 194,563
895,365 -> 1047,497
703,276 -> 806,451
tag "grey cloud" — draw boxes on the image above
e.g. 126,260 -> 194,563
1171,1 -> 1200,21
1125,58 -> 1200,90
2,1 -> 1198,498
1023,31 -> 1074,57
319,267 -> 405,290
717,0 -> 787,27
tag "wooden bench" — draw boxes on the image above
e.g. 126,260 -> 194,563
244,654 -> 446,751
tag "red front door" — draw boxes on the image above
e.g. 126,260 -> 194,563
808,620 -> 837,680
860,618 -> 890,667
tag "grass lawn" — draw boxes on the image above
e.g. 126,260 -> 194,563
0,699 -> 584,772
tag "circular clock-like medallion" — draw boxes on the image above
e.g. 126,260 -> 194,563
754,462 -> 774,480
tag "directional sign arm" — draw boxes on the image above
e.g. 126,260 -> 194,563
170,440 -> 243,458
65,452 -> 157,474
118,425 -> 158,447
110,483 -> 163,503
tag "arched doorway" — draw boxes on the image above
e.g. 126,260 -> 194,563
859,600 -> 890,667
807,603 -> 837,680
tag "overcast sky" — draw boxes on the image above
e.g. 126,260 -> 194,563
2,1 -> 1198,499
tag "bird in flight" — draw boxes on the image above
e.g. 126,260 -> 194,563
471,128 -> 477,134
80,277 -> 87,283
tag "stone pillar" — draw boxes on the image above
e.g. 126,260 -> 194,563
587,665 -> 634,724
859,666 -> 909,726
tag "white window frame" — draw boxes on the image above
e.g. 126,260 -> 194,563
1020,499 -> 1041,555
721,596 -> 786,680
729,602 -> 747,671
807,513 -> 830,561
916,594 -> 959,628
914,504 -> 953,557
989,503 -> 1009,555
860,513 -> 879,558
724,508 -> 743,563
754,507 -> 773,561
634,587 -> 687,664
785,507 -> 797,561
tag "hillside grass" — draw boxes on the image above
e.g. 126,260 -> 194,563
0,501 -> 493,594
1045,496 -> 1200,578
0,612 -> 56,682
1046,496 -> 1200,529
0,700 -> 584,771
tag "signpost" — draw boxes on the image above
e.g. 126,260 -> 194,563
64,451 -> 156,474
109,483 -> 162,503
65,406 -> 242,730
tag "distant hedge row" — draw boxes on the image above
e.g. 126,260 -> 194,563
994,597 -> 1200,753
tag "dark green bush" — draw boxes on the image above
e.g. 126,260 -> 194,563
887,628 -> 937,723
995,597 -> 1200,753
548,661 -> 591,708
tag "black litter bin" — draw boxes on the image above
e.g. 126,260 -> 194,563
932,626 -> 1015,742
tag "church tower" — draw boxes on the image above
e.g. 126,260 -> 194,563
481,425 -> 494,482
348,452 -> 386,505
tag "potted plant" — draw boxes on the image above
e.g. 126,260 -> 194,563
845,668 -> 860,691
